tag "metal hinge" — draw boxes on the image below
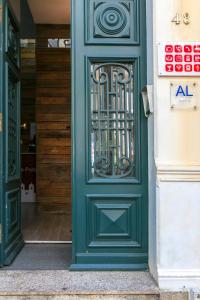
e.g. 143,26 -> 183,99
0,113 -> 2,132
0,224 -> 2,242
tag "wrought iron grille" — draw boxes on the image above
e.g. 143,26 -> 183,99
7,12 -> 19,66
8,71 -> 18,178
90,62 -> 135,179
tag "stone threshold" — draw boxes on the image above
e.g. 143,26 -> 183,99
0,271 -> 189,300
0,271 -> 159,295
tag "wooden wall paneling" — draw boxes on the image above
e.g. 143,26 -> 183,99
36,25 -> 71,213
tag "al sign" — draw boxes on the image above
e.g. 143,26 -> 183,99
170,82 -> 198,109
176,85 -> 193,97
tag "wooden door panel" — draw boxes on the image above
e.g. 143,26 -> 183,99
71,0 -> 148,270
0,0 -> 23,266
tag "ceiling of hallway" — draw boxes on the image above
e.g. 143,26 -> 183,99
27,0 -> 70,24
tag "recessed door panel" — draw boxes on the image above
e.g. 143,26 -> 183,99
86,194 -> 142,248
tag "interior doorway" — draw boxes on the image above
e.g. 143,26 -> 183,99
20,1 -> 72,244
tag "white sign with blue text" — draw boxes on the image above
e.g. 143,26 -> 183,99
170,82 -> 198,109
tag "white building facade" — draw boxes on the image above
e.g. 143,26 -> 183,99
149,0 -> 200,290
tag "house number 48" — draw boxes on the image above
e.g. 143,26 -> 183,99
172,13 -> 191,25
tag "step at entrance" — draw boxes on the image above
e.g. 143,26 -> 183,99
0,295 -> 159,300
0,271 -> 188,300
0,292 -> 189,300
0,271 -> 159,299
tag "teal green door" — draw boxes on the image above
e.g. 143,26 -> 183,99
71,0 -> 148,270
0,0 -> 23,266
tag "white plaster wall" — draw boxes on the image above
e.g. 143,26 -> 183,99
154,0 -> 200,290
157,182 -> 200,289
159,182 -> 200,269
155,0 -> 200,166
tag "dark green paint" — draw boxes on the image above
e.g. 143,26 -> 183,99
0,0 -> 23,267
71,0 -> 148,270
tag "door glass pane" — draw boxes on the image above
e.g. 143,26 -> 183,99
90,62 -> 135,179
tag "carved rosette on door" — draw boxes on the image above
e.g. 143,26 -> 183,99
94,3 -> 129,37
85,0 -> 139,44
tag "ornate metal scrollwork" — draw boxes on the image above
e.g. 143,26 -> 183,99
8,72 -> 18,178
90,62 -> 135,179
7,12 -> 19,66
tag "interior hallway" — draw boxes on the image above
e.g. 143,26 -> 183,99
22,204 -> 72,241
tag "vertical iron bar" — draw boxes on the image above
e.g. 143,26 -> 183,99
119,71 -> 123,175
115,75 -> 119,175
124,77 -> 128,158
93,69 -> 97,175
97,69 -> 101,156
128,66 -> 132,160
106,68 -> 110,173
110,66 -> 115,176
131,65 -> 134,161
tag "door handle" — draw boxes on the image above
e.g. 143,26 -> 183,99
141,85 -> 153,117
